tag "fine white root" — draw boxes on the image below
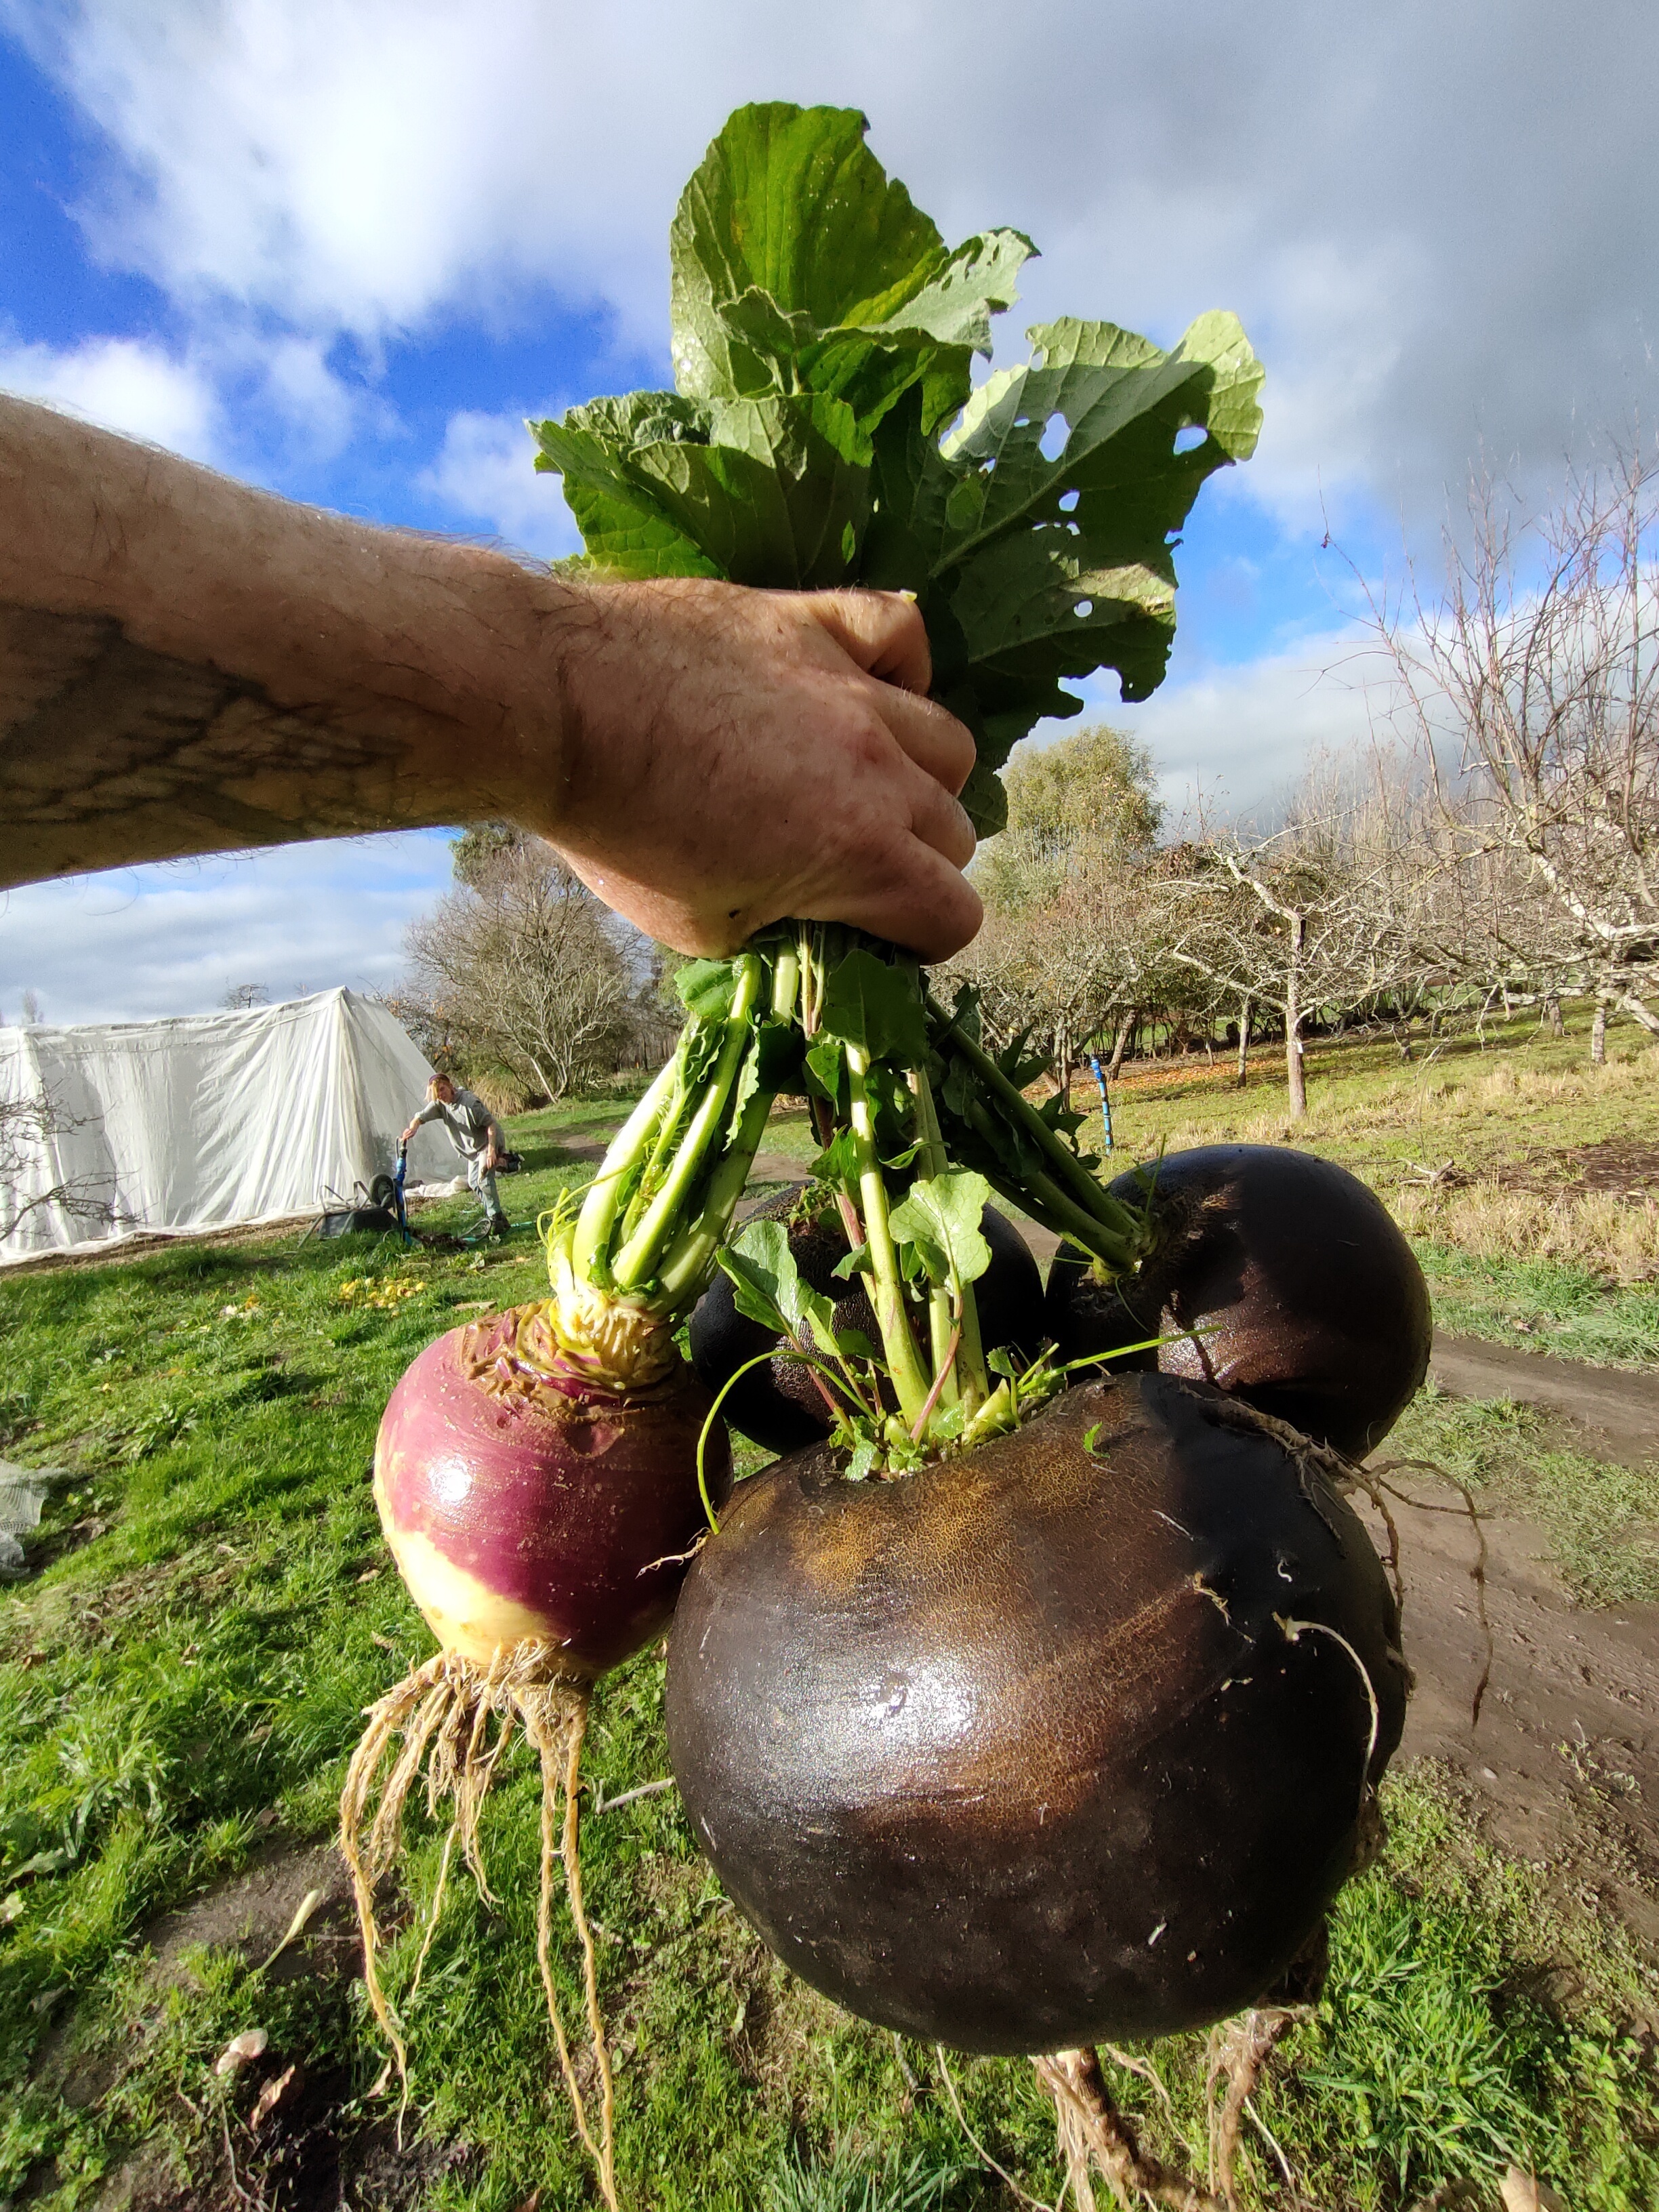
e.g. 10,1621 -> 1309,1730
339,1643 -> 619,2210
1033,2047 -> 1223,2212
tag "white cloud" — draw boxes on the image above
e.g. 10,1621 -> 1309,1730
0,833 -> 453,1026
12,0 -> 1659,526
1058,630 -> 1380,830
419,409 -> 582,560
0,333 -> 221,462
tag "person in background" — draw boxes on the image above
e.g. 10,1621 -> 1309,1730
403,1074 -> 510,1238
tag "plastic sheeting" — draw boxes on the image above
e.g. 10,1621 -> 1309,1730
0,989 -> 456,1261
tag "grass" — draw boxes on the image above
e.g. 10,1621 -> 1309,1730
1044,1006 -> 1659,1370
2,1089 -> 1657,2208
1386,1387 -> 1659,1610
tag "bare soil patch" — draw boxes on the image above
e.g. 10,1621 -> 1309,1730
1429,1332 -> 1659,1462
1357,1476 -> 1659,2000
1492,1136 -> 1659,1197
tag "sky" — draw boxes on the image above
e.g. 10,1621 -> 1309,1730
2,0 -> 1656,1023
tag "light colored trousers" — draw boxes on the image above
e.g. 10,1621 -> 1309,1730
466,1153 -> 504,1217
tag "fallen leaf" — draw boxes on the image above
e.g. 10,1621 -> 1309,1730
1501,2169 -> 1567,2212
215,2028 -> 269,2076
262,1886 -> 326,1969
249,2060 -> 304,2131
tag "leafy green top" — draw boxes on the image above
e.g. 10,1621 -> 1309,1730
532,102 -> 1262,835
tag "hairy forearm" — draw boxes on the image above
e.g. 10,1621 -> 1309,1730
0,396 -> 573,886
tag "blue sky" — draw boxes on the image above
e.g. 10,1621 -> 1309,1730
3,0 -> 1656,1023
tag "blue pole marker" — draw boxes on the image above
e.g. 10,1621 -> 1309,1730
1087,1054 -> 1113,1153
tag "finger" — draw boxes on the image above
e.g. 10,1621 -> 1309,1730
827,839 -> 985,964
903,758 -> 978,871
803,588 -> 933,693
869,682 -> 977,798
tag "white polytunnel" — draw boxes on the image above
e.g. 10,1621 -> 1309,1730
0,987 -> 457,1261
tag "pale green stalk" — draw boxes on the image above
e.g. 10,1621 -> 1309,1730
569,1056 -> 681,1280
845,1041 -> 930,1428
611,956 -> 763,1290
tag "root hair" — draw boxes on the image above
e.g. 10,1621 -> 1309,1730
1033,2046 -> 1223,2211
339,1643 -> 619,2209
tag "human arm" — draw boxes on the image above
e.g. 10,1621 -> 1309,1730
0,397 -> 980,960
402,1101 -> 443,1144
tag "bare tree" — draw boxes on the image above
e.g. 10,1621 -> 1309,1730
0,1090 -> 125,1244
220,983 -> 271,1012
405,842 -> 634,1103
1372,444 -> 1659,1059
1162,778 -> 1420,1115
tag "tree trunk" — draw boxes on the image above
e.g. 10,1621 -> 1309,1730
1591,999 -> 1609,1064
1107,1010 -> 1136,1080
1286,1009 -> 1307,1116
1285,920 -> 1307,1118
1235,998 -> 1252,1087
1616,991 -> 1659,1036
1544,994 -> 1565,1039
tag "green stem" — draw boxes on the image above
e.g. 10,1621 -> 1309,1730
844,1042 -> 930,1427
611,956 -> 763,1290
909,1063 -> 988,1416
642,946 -> 798,1304
926,991 -> 1142,1241
570,1055 -> 680,1282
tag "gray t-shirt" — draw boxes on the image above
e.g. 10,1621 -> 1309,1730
412,1086 -> 502,1162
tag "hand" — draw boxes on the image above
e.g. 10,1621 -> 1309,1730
528,579 -> 981,962
401,1124 -> 417,1144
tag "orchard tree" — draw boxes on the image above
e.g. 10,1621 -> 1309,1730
406,838 -> 635,1103
1373,443 -> 1659,1060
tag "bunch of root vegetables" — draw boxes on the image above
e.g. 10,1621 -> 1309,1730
340,107 -> 1433,2209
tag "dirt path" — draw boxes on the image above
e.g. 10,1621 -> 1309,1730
1429,1332 -> 1659,1462
1355,1480 -> 1659,1982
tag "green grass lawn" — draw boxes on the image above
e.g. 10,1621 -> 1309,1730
2,1089 -> 1656,2209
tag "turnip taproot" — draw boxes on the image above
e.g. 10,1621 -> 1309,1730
342,947 -> 788,2209
1043,1145 -> 1432,1456
665,1371 -> 1406,2054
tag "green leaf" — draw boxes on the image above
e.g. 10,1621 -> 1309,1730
844,1435 -> 882,1481
676,958 -> 739,1020
670,104 -> 1032,438
670,104 -> 951,403
818,949 -> 928,1065
717,1221 -> 839,1353
531,394 -> 724,580
809,1126 -> 861,1189
804,1035 -> 848,1111
754,1019 -> 806,1095
886,1169 -> 993,1290
863,310 -> 1264,829
535,388 -> 872,589
930,312 -> 1265,802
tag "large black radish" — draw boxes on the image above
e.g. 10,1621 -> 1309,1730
1044,1145 -> 1431,1458
665,1370 -> 1408,2056
689,1184 -> 1044,1456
